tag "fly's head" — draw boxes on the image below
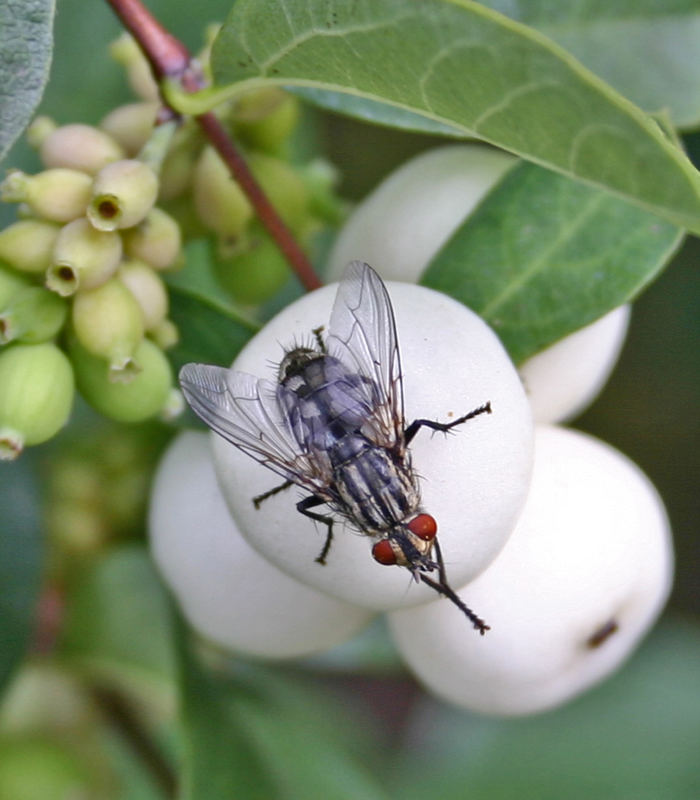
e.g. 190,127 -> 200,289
371,513 -> 438,573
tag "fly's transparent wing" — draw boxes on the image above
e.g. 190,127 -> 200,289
327,261 -> 404,448
180,363 -> 333,496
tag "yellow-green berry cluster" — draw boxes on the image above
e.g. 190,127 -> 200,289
0,118 -> 182,459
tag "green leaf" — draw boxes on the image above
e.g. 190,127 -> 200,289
204,0 -> 700,234
421,162 -> 683,363
0,457 -> 42,694
482,0 -> 700,131
165,240 -> 258,378
59,546 -> 174,691
0,0 -> 55,164
392,619 -> 700,800
174,613 -> 390,800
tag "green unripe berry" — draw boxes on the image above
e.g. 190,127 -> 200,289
99,101 -> 159,155
214,224 -> 290,305
0,262 -> 29,306
1,169 -> 92,223
110,33 -> 159,101
87,159 -> 159,231
0,343 -> 74,459
71,336 -> 172,422
149,317 -> 178,349
0,286 -> 67,344
0,738 -> 92,800
26,116 -> 58,149
248,152 -> 310,234
0,220 -> 61,274
193,146 -> 253,238
71,278 -> 144,380
122,207 -> 182,269
158,122 -> 200,201
47,217 -> 123,296
118,259 -> 168,330
38,123 -> 125,174
233,88 -> 300,154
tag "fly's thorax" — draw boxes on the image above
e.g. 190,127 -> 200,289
278,346 -> 321,385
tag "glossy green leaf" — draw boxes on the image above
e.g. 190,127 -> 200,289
392,619 -> 700,800
482,0 -> 700,131
422,162 -> 683,363
205,0 -> 700,234
0,457 -> 42,694
0,0 -> 55,163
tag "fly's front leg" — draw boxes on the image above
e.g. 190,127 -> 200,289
253,480 -> 293,509
404,402 -> 492,446
297,494 -> 334,565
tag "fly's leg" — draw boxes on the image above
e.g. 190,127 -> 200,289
312,325 -> 327,353
253,480 -> 293,509
297,494 -> 334,565
404,402 -> 492,446
421,539 -> 490,634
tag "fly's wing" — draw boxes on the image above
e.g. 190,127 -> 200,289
327,261 -> 404,448
180,364 -> 333,497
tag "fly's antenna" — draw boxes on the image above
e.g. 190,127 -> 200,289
420,538 -> 490,634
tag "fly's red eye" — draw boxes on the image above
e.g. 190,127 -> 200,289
372,539 -> 397,565
407,513 -> 437,541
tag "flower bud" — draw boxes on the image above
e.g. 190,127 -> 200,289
118,259 -> 168,330
47,217 -> 122,296
87,159 -> 159,231
0,342 -> 74,459
232,88 -> 300,153
1,168 -> 92,223
71,278 -> 144,379
38,123 -> 125,174
0,286 -> 67,344
121,207 -> 181,269
0,220 -> 61,274
109,33 -> 159,101
248,151 -> 310,234
213,223 -> 290,305
99,101 -> 159,155
148,317 -> 178,350
26,115 -> 58,149
192,145 -> 253,237
71,336 -> 172,422
158,129 -> 199,201
0,262 -> 29,306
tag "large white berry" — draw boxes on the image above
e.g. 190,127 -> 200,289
388,424 -> 673,715
149,431 -> 373,658
212,277 -> 533,611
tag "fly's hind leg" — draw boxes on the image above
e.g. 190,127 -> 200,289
253,480 -> 293,509
297,494 -> 334,565
404,402 -> 492,446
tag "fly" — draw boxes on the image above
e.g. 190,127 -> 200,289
180,261 -> 492,633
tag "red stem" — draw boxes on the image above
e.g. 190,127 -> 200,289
104,0 -> 322,291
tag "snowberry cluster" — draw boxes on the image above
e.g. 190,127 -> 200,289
150,146 -> 672,717
0,33 -> 340,460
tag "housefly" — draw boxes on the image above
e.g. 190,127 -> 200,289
179,261 -> 492,633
